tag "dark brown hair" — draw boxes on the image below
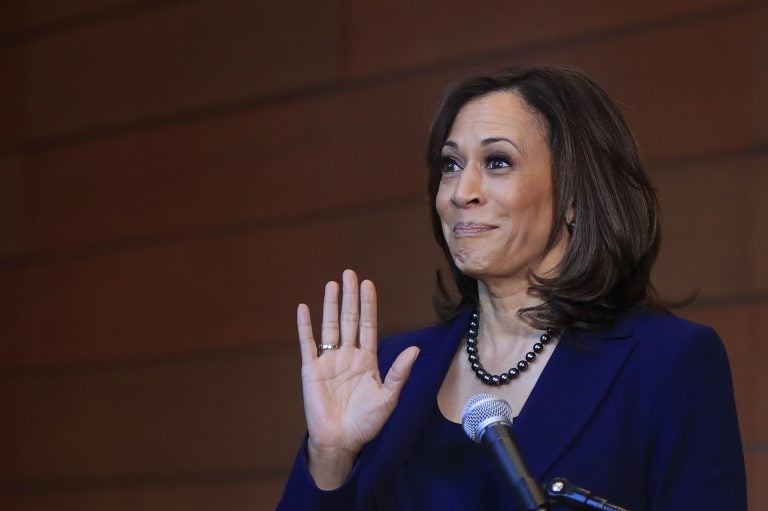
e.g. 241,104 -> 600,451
427,65 -> 662,331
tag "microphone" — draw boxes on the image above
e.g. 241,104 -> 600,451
462,393 -> 549,511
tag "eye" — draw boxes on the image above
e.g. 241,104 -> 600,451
485,151 -> 512,170
440,156 -> 463,173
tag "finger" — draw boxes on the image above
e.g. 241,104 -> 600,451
382,346 -> 420,399
297,304 -> 317,363
359,279 -> 378,354
339,269 -> 360,349
320,281 -> 340,347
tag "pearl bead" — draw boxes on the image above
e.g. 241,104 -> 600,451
465,309 -> 553,386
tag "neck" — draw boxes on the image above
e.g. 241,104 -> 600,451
475,280 -> 542,355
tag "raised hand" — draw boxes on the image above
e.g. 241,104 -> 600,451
297,269 -> 419,489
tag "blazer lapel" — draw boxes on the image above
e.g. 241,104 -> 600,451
513,315 -> 637,480
370,309 -> 638,507
371,309 -> 472,509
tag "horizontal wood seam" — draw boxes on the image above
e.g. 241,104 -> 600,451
0,291 -> 766,377
1,1 -> 764,157
0,142 -> 765,269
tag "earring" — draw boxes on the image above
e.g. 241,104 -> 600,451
567,220 -> 576,233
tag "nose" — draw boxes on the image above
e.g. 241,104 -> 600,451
451,165 -> 484,208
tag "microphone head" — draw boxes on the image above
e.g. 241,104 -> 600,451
461,393 -> 514,443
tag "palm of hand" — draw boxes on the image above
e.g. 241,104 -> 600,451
297,270 -> 418,461
302,347 -> 393,454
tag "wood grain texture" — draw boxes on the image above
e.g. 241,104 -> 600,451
0,0 -> 183,40
0,268 -> 24,364
0,157 -> 26,259
0,346 -> 301,484
22,7 -> 768,255
752,163 -> 768,291
744,449 -> 768,511
470,5 -> 768,163
7,0 -> 338,146
0,475 -> 285,511
27,74 -> 439,252
1,200 -> 443,367
0,45 -> 23,154
652,153 -> 768,301
340,0 -> 750,77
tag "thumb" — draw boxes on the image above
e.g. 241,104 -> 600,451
382,346 -> 420,398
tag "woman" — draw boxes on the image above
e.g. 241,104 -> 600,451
277,66 -> 746,510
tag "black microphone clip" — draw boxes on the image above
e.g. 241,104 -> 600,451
546,477 -> 630,511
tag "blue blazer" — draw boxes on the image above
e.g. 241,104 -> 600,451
277,308 -> 746,510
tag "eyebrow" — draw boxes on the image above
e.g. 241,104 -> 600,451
443,137 -> 522,153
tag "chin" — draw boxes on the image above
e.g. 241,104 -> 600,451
451,253 -> 493,280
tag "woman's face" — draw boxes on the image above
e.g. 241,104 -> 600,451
436,91 -> 566,291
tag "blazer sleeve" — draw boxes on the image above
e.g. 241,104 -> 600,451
276,336 -> 407,510
646,324 -> 747,510
275,434 -> 365,510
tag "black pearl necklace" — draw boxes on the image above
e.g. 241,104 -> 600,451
466,310 -> 554,386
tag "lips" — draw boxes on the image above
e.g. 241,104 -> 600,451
454,222 -> 498,236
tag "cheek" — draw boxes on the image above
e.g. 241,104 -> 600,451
435,185 -> 452,225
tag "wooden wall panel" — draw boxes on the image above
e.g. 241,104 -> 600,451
21,0 -> 181,30
477,5 -> 768,163
0,45 -> 23,154
0,348 -> 303,481
652,153 -> 768,300
24,7 -> 768,255
0,0 -> 183,36
0,269 -> 25,363
27,76 -> 439,252
0,157 -> 26,259
745,450 -> 768,510
0,476 -> 285,511
340,0 -> 746,78
7,0 -> 338,147
2,0 -> 751,149
752,166 -> 768,290
0,3 -> 23,40
1,200 -> 442,367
